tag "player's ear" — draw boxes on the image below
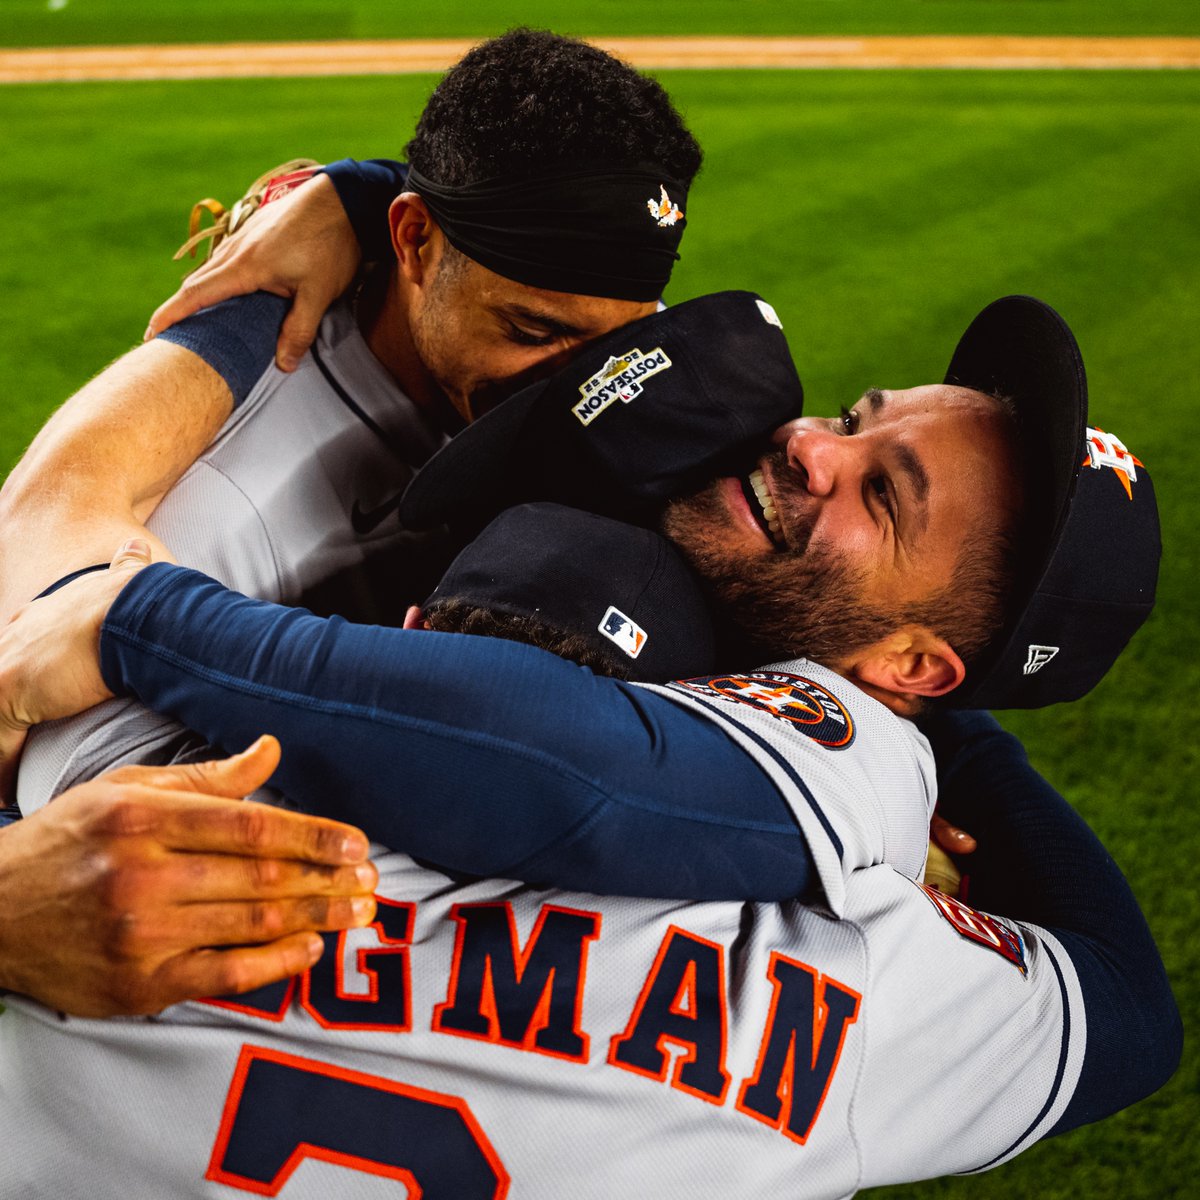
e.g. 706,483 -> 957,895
840,626 -> 965,717
389,193 -> 438,283
402,605 -> 426,631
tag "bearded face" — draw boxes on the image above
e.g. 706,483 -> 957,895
659,386 -> 1024,674
660,461 -> 902,668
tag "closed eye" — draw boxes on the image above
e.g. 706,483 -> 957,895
505,323 -> 556,347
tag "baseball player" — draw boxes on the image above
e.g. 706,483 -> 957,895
0,495 -> 1178,1196
0,29 -> 719,1013
0,296 -> 1161,918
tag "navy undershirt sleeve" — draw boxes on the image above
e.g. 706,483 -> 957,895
156,292 -> 288,407
320,158 -> 408,262
921,711 -> 1181,1135
99,564 -> 815,901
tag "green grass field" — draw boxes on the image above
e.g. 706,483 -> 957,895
1,5 -> 1197,1197
3,0 -> 1200,44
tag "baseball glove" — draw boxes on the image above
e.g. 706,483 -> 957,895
172,158 -> 321,269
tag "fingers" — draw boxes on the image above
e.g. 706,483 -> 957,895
119,849 -> 379,907
124,734 -> 284,799
151,933 -> 327,1009
931,812 -> 977,855
109,537 -> 153,572
275,285 -> 324,371
110,892 -> 378,961
87,779 -> 371,865
145,266 -> 243,340
99,735 -> 280,800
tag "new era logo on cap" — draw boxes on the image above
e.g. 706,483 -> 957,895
599,606 -> 648,659
1023,645 -> 1060,676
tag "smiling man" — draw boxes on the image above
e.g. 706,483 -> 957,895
665,383 -> 1024,693
0,296 -> 1161,909
0,299 -> 1176,1199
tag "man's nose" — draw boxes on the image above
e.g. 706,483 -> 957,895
782,424 -> 852,498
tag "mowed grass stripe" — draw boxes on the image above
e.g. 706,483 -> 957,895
5,0 -> 1200,46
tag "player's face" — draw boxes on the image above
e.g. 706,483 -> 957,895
411,249 -> 656,423
661,385 -> 1022,665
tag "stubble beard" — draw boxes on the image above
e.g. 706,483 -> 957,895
660,482 -> 898,669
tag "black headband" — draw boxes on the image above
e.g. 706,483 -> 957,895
406,165 -> 688,301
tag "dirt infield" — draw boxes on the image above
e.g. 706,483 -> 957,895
2,35 -> 1199,83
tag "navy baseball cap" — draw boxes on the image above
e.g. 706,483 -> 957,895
424,502 -> 716,683
400,291 -> 804,532
943,295 -> 1160,709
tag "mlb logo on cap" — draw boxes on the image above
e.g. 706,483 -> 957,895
599,606 -> 648,659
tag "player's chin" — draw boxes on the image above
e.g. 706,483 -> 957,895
661,488 -> 768,572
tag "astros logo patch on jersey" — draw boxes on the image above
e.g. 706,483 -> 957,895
646,184 -> 685,227
574,347 -> 672,426
1083,426 -> 1142,500
677,672 -> 856,748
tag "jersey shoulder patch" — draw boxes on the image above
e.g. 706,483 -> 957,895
672,671 -> 855,749
916,883 -> 1028,975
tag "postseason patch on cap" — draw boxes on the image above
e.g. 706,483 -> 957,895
574,347 -> 672,426
598,606 -> 648,659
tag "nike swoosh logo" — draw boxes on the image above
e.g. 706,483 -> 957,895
351,491 -> 406,534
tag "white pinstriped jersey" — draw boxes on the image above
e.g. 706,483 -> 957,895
16,299 -> 447,815
0,841 -> 1084,1198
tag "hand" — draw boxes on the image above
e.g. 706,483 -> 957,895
0,539 -> 154,796
0,735 -> 378,1017
145,174 -> 361,372
922,813 -> 978,897
931,811 -> 977,856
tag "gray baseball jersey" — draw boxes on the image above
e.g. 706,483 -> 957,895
0,839 -> 1083,1198
16,298 -> 446,815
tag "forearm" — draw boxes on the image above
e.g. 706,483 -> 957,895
0,339 -> 232,620
99,564 -> 814,901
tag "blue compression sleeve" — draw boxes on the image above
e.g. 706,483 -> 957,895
156,293 -> 288,407
320,158 -> 408,262
100,564 -> 815,901
921,711 -> 1181,1135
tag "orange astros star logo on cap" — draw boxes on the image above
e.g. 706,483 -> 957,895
647,185 -> 684,227
1083,427 -> 1143,500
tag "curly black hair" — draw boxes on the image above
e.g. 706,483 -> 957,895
406,29 -> 702,186
424,598 -> 634,679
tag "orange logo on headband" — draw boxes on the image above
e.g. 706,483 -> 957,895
1083,427 -> 1142,499
647,185 -> 684,227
